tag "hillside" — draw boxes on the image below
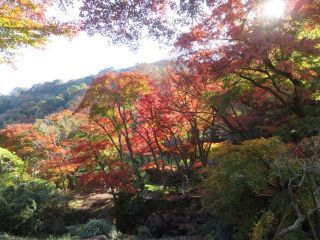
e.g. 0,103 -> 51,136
0,77 -> 91,127
0,61 -> 168,127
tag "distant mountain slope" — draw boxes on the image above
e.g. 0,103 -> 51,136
0,77 -> 92,127
0,61 -> 169,127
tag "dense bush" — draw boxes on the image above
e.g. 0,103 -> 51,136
0,147 -> 28,188
78,219 -> 119,239
275,115 -> 320,142
145,168 -> 171,185
163,170 -> 187,194
189,218 -> 232,240
204,136 -> 320,240
204,138 -> 287,239
113,192 -> 150,234
0,179 -> 60,234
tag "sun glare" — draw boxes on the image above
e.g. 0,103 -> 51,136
261,0 -> 286,19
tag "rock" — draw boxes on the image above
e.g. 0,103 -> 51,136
162,213 -> 173,224
51,218 -> 67,234
151,190 -> 163,200
137,225 -> 152,239
178,223 -> 193,232
41,216 -> 67,234
145,213 -> 169,238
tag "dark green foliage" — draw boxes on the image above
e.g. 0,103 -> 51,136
0,179 -> 60,235
78,219 -> 119,239
276,115 -> 320,142
204,136 -> 320,239
113,192 -> 150,234
163,171 -> 187,194
145,168 -> 171,185
189,218 -> 232,240
0,78 -> 91,127
0,147 -> 27,188
161,170 -> 204,195
204,138 -> 287,239
0,147 -> 25,174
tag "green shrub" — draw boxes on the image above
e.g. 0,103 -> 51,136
190,218 -> 232,240
250,210 -> 275,240
145,168 -> 170,185
113,192 -> 150,234
204,137 -> 287,239
275,115 -> 320,141
204,136 -> 320,239
78,219 -> 119,239
0,147 -> 29,188
0,147 -> 25,173
163,170 -> 188,194
0,179 -> 60,234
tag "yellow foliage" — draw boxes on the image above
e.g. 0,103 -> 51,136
251,211 -> 275,240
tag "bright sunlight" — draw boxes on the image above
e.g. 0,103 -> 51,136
261,0 -> 286,19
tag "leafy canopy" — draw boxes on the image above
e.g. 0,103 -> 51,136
0,147 -> 26,188
0,0 -> 74,63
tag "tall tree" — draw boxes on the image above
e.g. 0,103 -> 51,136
77,72 -> 150,191
0,0 -> 74,63
79,0 -> 320,120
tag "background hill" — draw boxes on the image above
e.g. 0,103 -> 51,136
0,61 -> 168,127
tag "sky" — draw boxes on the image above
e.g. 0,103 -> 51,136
0,0 -> 284,95
0,34 -> 170,95
0,2 -> 170,95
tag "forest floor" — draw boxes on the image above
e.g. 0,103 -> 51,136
67,191 -> 113,209
1,192 -> 206,239
66,191 -> 114,219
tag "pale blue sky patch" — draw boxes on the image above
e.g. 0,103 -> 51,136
0,2 -> 170,95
